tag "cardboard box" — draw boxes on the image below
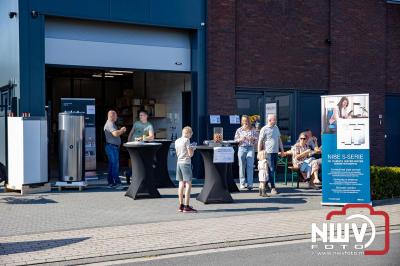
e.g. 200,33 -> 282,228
132,106 -> 141,120
117,97 -> 132,107
123,89 -> 134,97
144,105 -> 153,116
156,129 -> 167,139
154,104 -> 166,117
131,98 -> 141,106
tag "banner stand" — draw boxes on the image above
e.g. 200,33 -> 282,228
320,94 -> 371,206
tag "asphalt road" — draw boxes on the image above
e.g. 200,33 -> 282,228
99,232 -> 400,266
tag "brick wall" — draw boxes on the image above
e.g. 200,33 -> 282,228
206,0 -> 400,165
207,0 -> 236,115
386,4 -> 400,93
236,0 -> 330,90
330,0 -> 387,165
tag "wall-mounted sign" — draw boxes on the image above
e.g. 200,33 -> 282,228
229,115 -> 240,124
210,115 -> 221,124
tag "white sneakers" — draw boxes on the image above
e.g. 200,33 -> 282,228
270,188 -> 279,195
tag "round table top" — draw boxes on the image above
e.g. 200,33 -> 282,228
147,139 -> 172,143
223,140 -> 239,145
124,142 -> 162,148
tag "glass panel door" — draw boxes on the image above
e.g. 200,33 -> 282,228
235,92 -> 263,117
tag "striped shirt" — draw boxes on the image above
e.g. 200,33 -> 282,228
292,144 -> 309,167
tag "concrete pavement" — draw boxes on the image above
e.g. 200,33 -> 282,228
97,232 -> 400,266
0,184 -> 322,237
0,183 -> 399,265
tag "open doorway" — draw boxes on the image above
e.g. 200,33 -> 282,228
46,66 -> 192,180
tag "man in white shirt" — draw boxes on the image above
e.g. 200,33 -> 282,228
257,114 -> 285,195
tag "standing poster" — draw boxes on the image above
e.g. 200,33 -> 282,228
321,94 -> 371,205
213,147 -> 234,163
61,98 -> 96,171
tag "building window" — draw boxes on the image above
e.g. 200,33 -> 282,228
236,89 -> 325,147
235,90 -> 294,146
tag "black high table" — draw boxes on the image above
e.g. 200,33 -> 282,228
196,145 -> 234,204
225,141 -> 240,192
124,142 -> 162,200
150,139 -> 175,188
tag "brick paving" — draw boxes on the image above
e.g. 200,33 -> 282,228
0,184 -> 322,237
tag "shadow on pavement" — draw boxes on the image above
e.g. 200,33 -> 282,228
279,193 -> 321,197
48,187 -> 129,194
234,197 -> 308,204
157,194 -> 179,199
373,197 -> 400,206
199,206 -> 293,213
0,237 -> 90,255
0,196 -> 58,205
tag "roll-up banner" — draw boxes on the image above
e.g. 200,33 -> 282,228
321,94 -> 371,205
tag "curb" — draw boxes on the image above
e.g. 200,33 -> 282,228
34,224 -> 400,266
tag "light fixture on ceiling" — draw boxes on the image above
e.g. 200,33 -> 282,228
105,72 -> 123,76
109,70 -> 134,74
92,74 -> 114,78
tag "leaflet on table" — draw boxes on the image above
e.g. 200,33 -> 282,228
320,94 -> 371,205
213,147 -> 234,163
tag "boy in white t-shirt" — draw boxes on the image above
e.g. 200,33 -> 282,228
175,126 -> 197,213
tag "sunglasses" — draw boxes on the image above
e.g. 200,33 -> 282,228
300,137 -> 306,140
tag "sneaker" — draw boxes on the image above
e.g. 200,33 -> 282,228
178,204 -> 184,212
247,186 -> 253,191
240,185 -> 246,190
270,188 -> 279,195
108,184 -> 116,189
261,187 -> 269,197
183,206 -> 198,213
308,182 -> 320,190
